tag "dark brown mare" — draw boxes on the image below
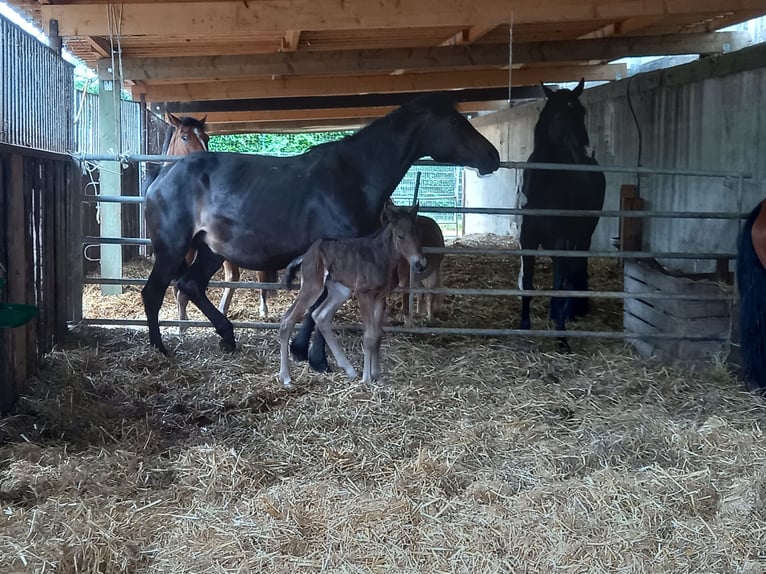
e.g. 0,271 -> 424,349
397,214 -> 445,325
278,203 -> 426,387
151,114 -> 276,328
518,79 -> 606,351
142,93 -> 500,363
736,199 -> 766,392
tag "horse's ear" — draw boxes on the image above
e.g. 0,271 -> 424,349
409,202 -> 419,217
541,83 -> 554,99
199,115 -> 207,126
573,78 -> 585,97
167,113 -> 182,128
381,202 -> 395,225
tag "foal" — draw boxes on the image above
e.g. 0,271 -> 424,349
278,203 -> 426,387
397,214 -> 445,326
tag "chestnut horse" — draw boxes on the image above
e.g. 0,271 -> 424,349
397,214 -> 445,325
142,93 -> 500,360
278,203 -> 426,387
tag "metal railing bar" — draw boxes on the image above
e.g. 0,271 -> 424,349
81,237 -> 735,260
83,277 -> 732,302
71,153 -> 752,179
76,318 -> 728,342
77,195 -> 749,221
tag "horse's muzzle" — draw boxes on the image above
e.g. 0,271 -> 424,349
413,256 -> 427,274
478,147 -> 501,175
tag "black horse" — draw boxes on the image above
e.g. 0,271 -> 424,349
142,93 -> 500,362
736,199 -> 766,392
517,79 -> 606,351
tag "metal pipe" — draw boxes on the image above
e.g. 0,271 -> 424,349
80,237 -> 733,260
83,277 -> 731,302
76,318 -> 727,342
70,153 -> 753,180
78,195 -> 750,221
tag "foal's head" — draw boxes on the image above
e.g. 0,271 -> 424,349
166,113 -> 209,156
382,203 -> 427,273
536,78 -> 591,159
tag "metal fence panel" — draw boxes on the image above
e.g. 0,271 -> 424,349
0,15 -> 73,153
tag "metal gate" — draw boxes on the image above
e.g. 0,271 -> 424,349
75,154 -> 749,351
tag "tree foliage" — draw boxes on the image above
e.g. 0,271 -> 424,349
208,131 -> 354,155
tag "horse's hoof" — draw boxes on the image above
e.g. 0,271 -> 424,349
309,357 -> 331,373
290,341 -> 309,362
219,339 -> 237,353
557,340 -> 572,353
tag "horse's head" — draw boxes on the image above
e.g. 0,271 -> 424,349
408,93 -> 500,176
166,113 -> 210,156
536,78 -> 592,159
382,202 -> 427,273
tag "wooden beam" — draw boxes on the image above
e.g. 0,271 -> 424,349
281,30 -> 301,52
200,101 -> 508,125
41,0 -> 766,37
136,64 -> 627,102
117,32 -> 748,81
440,24 -> 499,46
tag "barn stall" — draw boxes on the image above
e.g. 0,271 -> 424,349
2,2 -> 766,572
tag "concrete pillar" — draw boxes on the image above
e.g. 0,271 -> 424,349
97,59 -> 123,295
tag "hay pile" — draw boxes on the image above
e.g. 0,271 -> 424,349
1,238 -> 762,572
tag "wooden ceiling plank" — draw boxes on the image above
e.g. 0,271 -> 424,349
136,64 -> 627,101
41,1 -> 766,37
281,30 -> 301,52
440,23 -> 500,46
200,101 -> 505,124
117,32 -> 749,81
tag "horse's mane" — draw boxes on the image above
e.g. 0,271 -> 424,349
335,92 -> 459,149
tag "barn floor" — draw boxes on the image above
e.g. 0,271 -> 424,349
2,242 -> 763,573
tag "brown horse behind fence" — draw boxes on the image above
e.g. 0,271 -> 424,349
397,214 -> 445,325
278,203 -> 426,387
156,115 -> 276,327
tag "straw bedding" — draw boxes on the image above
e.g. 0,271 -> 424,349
1,237 -> 763,573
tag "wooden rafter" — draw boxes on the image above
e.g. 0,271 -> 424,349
135,64 -> 627,102
40,0 -> 766,37
115,32 -> 749,82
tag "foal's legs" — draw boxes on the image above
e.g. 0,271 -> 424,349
218,261 -> 240,316
278,280 -> 325,388
175,244 -> 237,352
311,281 -> 356,380
357,295 -> 386,384
256,269 -> 278,318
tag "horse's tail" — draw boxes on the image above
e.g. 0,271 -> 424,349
737,203 -> 766,392
283,256 -> 304,290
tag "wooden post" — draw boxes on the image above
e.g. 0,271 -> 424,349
619,184 -> 644,252
98,59 -> 124,295
3,153 -> 29,411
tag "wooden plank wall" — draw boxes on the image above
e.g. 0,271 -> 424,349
0,144 -> 81,414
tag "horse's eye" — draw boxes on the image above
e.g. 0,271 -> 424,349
397,234 -> 405,240
181,135 -> 189,141
449,115 -> 458,125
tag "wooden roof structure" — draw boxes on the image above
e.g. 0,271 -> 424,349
6,1 -> 766,133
